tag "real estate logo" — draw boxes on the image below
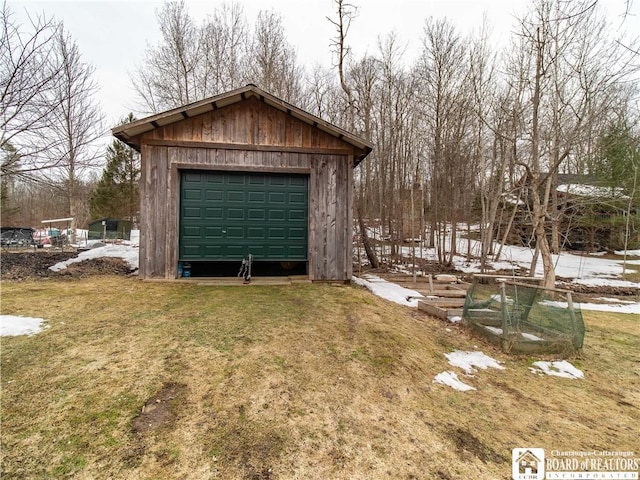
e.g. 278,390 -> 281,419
512,448 -> 545,480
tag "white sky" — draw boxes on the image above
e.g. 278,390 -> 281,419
8,0 -> 534,129
7,0 -> 639,144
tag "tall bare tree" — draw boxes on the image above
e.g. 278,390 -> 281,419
513,0 -> 638,287
245,10 -> 303,104
199,2 -> 247,94
41,27 -> 103,241
1,3 -> 64,178
133,0 -> 200,112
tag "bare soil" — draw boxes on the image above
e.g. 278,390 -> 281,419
1,249 -> 635,297
0,249 -> 134,280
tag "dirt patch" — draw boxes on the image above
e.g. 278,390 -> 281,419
449,426 -> 506,464
1,250 -> 135,280
132,383 -> 187,435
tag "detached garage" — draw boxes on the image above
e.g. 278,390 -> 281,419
112,84 -> 372,281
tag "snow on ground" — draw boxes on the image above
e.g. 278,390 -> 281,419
395,236 -> 639,290
569,277 -> 639,288
49,244 -> 139,272
595,297 -> 637,304
540,299 -> 639,314
352,274 -> 422,307
1,315 -> 48,336
616,249 -> 640,256
444,350 -> 505,374
530,360 -> 584,379
432,350 -> 504,392
433,371 -> 476,391
483,326 -> 544,342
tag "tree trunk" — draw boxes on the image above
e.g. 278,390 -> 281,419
358,206 -> 379,269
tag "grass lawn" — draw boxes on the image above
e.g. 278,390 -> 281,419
1,277 -> 638,479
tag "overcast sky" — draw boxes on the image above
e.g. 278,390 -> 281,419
8,0 -> 639,145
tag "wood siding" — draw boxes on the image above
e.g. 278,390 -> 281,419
138,96 -> 360,281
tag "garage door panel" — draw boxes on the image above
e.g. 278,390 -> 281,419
205,190 -> 223,201
183,245 -> 202,256
227,208 -> 245,220
204,226 -> 224,238
268,210 -> 285,221
289,192 -> 306,204
248,192 -> 265,203
288,245 -> 306,257
180,171 -> 308,261
288,227 -> 306,240
269,192 -> 286,204
183,207 -> 202,218
267,245 -> 286,257
268,227 -> 285,239
248,227 -> 265,239
289,209 -> 305,220
205,207 -> 223,220
226,226 -> 244,238
248,208 -> 265,221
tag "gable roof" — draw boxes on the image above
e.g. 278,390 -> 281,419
112,84 -> 373,164
516,450 -> 541,463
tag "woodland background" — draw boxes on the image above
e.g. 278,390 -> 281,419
2,0 -> 639,286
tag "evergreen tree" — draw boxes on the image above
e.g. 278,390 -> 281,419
595,121 -> 639,196
90,117 -> 140,222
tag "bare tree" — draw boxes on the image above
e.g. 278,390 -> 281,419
199,2 -> 247,94
328,0 -> 379,268
1,3 -> 64,178
133,0 -> 200,112
245,10 -> 303,104
40,27 -> 103,241
417,17 -> 473,266
513,0 -> 638,287
328,0 -> 357,131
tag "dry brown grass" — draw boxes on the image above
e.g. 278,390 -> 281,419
1,277 -> 638,479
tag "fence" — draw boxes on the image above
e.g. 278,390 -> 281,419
462,275 -> 585,356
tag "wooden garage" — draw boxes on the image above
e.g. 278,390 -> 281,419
112,84 -> 372,281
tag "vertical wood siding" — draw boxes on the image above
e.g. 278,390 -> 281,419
138,96 -> 360,281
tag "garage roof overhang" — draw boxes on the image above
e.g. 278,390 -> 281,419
112,84 -> 373,165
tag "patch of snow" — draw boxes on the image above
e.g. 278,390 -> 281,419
49,244 -> 139,272
615,249 -> 640,257
484,326 -> 503,335
530,360 -> 584,379
433,371 -> 476,391
352,274 -> 423,307
444,350 -> 505,374
540,299 -> 639,314
570,278 -> 639,288
595,297 -> 636,304
484,326 -> 544,342
521,332 -> 544,342
1,315 -> 48,336
557,183 -> 628,199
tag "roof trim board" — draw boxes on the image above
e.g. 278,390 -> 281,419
112,84 -> 373,164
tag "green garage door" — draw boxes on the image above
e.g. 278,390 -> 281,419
180,171 -> 308,261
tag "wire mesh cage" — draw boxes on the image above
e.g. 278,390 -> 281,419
462,275 -> 585,356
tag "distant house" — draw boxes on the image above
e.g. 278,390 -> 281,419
112,84 -> 372,280
88,218 -> 132,241
500,174 -> 637,251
